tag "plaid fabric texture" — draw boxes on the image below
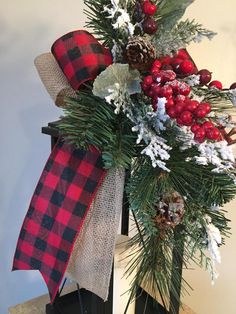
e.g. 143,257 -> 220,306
51,30 -> 112,90
12,141 -> 106,301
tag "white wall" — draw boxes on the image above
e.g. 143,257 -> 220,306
0,1 -> 86,313
1,1 -> 236,314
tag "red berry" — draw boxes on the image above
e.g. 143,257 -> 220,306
179,60 -> 194,75
152,59 -> 161,71
168,80 -> 180,93
177,49 -> 189,59
191,124 -> 201,133
151,70 -> 160,78
142,1 -> 157,16
175,95 -> 186,103
176,117 -> 184,125
142,17 -> 157,34
141,82 -> 149,91
198,69 -> 212,85
175,49 -> 190,60
143,75 -> 153,86
160,55 -> 172,65
146,88 -> 155,98
160,85 -> 173,98
161,64 -> 173,71
151,83 -> 161,96
165,97 -> 175,110
152,59 -> 162,68
167,107 -> 177,118
202,121 -> 214,130
205,127 -> 220,140
178,82 -> 191,96
175,101 -> 185,115
159,70 -> 176,82
194,108 -> 207,119
185,100 -> 199,112
209,80 -> 223,89
171,58 -> 183,73
171,57 -> 183,66
194,127 -> 206,143
179,110 -> 193,126
230,82 -> 236,89
199,102 -> 211,114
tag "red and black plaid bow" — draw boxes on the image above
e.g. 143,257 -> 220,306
13,30 -> 113,301
51,30 -> 112,90
13,141 -> 106,301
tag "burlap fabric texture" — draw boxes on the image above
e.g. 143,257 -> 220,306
34,53 -> 77,107
66,167 -> 125,301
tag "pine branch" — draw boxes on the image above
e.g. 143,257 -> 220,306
153,19 -> 216,57
84,0 -> 136,48
84,0 -> 116,47
167,146 -> 236,207
58,90 -> 137,169
124,140 -> 235,308
191,86 -> 235,108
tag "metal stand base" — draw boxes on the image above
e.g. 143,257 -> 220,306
46,287 -> 168,314
46,289 -> 111,314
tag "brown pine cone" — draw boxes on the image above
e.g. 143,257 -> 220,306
155,191 -> 184,230
125,36 -> 156,71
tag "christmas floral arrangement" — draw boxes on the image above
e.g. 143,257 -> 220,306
13,0 -> 236,312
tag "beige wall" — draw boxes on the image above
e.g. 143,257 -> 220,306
182,1 -> 236,313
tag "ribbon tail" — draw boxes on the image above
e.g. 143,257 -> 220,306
66,167 -> 125,300
12,141 -> 106,302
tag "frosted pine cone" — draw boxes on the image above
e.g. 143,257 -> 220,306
155,191 -> 184,230
125,37 -> 156,71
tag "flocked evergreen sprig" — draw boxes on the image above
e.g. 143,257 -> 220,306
58,88 -> 138,169
58,0 -> 236,312
153,19 -> 217,57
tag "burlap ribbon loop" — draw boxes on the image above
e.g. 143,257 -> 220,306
34,53 -> 77,107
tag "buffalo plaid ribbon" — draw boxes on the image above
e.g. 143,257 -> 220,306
51,30 -> 112,90
13,141 -> 106,301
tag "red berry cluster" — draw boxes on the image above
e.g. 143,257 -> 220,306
159,49 -> 198,77
197,69 -> 236,91
157,49 -> 236,92
141,1 -> 158,35
141,59 -> 222,143
197,68 -> 222,89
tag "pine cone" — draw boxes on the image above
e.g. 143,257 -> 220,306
125,37 -> 156,71
155,192 -> 184,231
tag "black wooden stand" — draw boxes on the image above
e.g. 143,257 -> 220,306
42,122 -> 183,314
